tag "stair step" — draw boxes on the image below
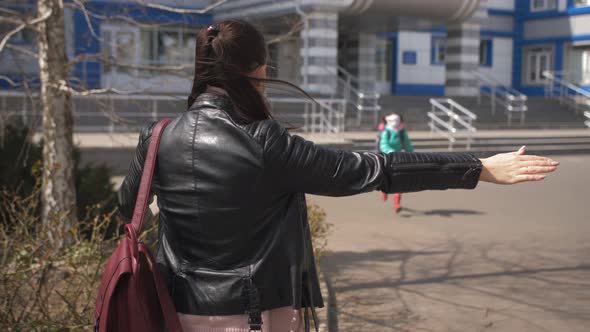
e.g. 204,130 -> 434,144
350,136 -> 590,144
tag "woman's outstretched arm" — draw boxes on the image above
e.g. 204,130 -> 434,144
262,120 -> 481,196
261,121 -> 557,196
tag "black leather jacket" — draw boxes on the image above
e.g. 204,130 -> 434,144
118,92 -> 483,320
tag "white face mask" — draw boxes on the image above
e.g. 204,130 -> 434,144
386,114 -> 401,129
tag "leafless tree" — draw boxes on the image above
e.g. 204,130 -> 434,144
0,0 -> 226,248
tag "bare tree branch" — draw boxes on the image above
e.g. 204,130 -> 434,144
0,9 -> 52,53
0,8 -> 23,17
132,0 -> 228,15
6,44 -> 38,58
64,2 -> 181,29
55,80 -> 147,96
0,75 -> 19,87
0,23 -> 26,53
0,17 -> 24,25
71,0 -> 99,39
66,53 -> 193,72
27,8 -> 53,26
266,20 -> 304,45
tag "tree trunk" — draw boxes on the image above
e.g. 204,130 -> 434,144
37,0 -> 76,247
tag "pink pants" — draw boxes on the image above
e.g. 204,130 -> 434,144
178,306 -> 303,332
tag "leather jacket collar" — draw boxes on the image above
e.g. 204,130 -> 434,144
190,92 -> 234,112
190,92 -> 252,124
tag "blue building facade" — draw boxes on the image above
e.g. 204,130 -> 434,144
0,1 -> 212,93
3,0 -> 589,97
383,0 -> 590,96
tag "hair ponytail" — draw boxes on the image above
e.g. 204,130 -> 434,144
188,19 -> 317,122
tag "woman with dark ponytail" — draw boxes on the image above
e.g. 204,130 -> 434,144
118,19 -> 558,331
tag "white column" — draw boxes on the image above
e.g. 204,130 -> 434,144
300,12 -> 338,95
445,5 -> 487,96
356,33 -> 378,91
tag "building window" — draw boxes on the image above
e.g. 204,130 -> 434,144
575,0 -> 590,6
402,51 -> 417,65
524,46 -> 553,84
565,44 -> 590,85
431,36 -> 445,65
531,0 -> 557,11
101,28 -> 138,74
479,39 -> 493,67
101,24 -> 198,75
140,27 -> 196,66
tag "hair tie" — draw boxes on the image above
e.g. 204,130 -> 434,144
207,25 -> 219,36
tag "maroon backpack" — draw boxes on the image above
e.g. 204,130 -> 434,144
94,118 -> 182,332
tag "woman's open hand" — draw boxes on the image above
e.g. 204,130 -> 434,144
479,146 -> 559,184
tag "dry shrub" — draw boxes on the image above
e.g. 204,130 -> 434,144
307,202 -> 332,263
0,186 -> 120,331
0,187 -> 331,331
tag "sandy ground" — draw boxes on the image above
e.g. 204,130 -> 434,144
312,155 -> 590,332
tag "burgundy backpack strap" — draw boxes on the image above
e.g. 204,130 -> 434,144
140,244 -> 183,332
130,118 -> 182,331
130,118 -> 171,234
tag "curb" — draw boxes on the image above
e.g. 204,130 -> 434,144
317,267 -> 337,332
316,268 -> 329,332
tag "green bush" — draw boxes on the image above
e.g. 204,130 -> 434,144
0,121 -> 117,231
0,121 -> 42,199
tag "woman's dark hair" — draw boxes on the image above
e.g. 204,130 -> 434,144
188,19 -> 314,121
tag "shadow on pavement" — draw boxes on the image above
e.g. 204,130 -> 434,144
398,207 -> 485,218
321,245 -> 590,331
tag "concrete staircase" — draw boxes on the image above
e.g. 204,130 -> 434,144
349,95 -> 588,131
319,130 -> 590,157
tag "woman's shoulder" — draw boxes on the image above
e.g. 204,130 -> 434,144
241,119 -> 288,149
138,121 -> 158,143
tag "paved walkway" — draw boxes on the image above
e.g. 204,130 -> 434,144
312,155 -> 590,332
38,128 -> 590,148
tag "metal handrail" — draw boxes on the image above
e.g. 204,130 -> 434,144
443,98 -> 477,120
472,70 -> 526,100
337,66 -> 379,98
472,70 -> 527,124
428,98 -> 476,150
268,96 -> 346,134
332,66 -> 381,126
543,71 -> 590,98
427,112 -> 456,133
543,70 -> 590,117
430,103 -> 476,132
0,90 -> 346,134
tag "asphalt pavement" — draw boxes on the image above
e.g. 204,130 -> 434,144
313,154 -> 590,332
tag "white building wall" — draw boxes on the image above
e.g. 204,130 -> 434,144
102,73 -> 192,94
397,31 -> 445,85
486,0 -> 514,10
276,38 -> 300,84
524,15 -> 590,40
559,0 -> 567,11
478,37 -> 513,86
482,15 -> 514,32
